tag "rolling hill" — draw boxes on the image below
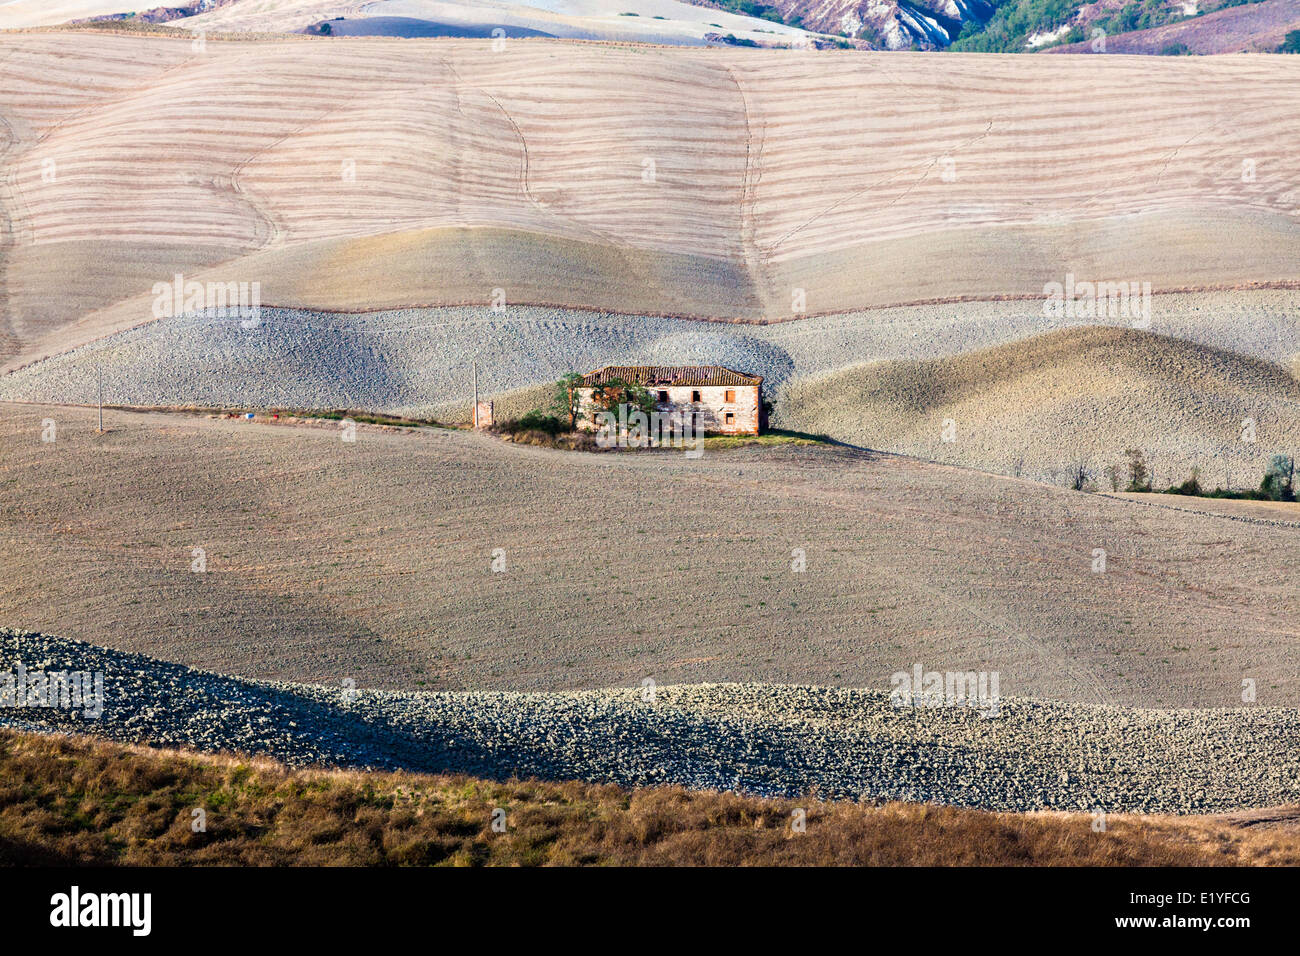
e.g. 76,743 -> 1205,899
1044,0 -> 1300,53
3,401 -> 1299,707
779,326 -> 1300,482
2,32 -> 1299,374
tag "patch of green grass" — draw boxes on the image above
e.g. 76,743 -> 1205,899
700,428 -> 836,450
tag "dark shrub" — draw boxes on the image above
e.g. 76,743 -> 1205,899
1260,455 -> 1296,501
1171,470 -> 1201,496
517,410 -> 565,435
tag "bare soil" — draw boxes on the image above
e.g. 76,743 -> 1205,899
3,402 -> 1296,707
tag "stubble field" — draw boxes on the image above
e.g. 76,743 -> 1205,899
2,33 -> 1299,373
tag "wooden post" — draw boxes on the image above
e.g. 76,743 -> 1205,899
97,365 -> 103,433
472,361 -> 478,429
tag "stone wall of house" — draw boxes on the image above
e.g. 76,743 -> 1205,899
577,384 -> 760,435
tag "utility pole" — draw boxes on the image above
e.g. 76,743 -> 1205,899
97,364 -> 103,433
472,361 -> 478,429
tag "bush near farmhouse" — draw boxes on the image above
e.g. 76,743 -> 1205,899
1260,454 -> 1296,501
585,377 -> 656,421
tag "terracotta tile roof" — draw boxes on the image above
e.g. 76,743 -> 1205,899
578,365 -> 763,387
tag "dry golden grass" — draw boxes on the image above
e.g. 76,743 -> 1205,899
3,728 -> 1296,866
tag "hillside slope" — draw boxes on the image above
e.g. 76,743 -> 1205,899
2,33 -> 1298,370
1045,0 -> 1300,53
3,403 -> 1299,706
173,0 -> 819,45
6,728 -> 1300,864
725,0 -> 994,48
779,325 -> 1300,482
5,629 -> 1300,813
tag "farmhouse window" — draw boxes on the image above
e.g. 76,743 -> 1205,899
725,390 -> 735,403
658,390 -> 668,402
691,390 -> 701,403
725,412 -> 735,425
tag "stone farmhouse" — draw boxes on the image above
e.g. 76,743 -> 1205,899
575,366 -> 763,435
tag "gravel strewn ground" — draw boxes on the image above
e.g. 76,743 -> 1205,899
5,291 -> 1297,418
4,292 -> 1297,484
5,628 -> 1298,814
